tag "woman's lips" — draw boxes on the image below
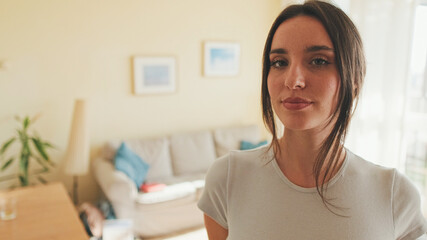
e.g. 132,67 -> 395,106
282,97 -> 313,110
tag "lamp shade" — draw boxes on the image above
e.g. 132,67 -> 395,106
64,99 -> 90,176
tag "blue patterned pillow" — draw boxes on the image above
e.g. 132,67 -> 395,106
114,142 -> 150,189
240,140 -> 268,150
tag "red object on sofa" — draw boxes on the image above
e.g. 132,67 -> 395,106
140,183 -> 167,193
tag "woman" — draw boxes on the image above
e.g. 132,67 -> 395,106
198,1 -> 427,239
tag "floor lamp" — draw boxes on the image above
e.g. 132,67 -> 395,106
64,99 -> 90,206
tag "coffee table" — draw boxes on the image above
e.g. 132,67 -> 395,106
0,182 -> 89,240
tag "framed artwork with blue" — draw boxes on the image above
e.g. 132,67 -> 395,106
133,57 -> 176,95
203,42 -> 240,77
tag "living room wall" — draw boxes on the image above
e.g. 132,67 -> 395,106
0,0 -> 281,203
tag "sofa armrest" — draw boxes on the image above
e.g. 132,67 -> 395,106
92,157 -> 138,205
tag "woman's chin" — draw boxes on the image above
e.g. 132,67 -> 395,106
282,120 -> 314,131
282,119 -> 334,134
284,124 -> 313,131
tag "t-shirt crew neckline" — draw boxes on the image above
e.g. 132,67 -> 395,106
270,148 -> 349,193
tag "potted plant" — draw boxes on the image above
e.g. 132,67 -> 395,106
0,116 -> 55,186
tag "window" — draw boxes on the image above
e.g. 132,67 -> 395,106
407,3 -> 427,113
404,2 -> 427,212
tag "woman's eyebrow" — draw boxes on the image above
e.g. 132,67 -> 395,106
305,45 -> 334,52
270,48 -> 287,55
270,46 -> 334,55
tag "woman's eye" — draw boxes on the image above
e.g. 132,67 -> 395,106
310,58 -> 329,66
270,60 -> 288,68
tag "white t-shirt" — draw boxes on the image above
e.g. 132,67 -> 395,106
198,145 -> 427,240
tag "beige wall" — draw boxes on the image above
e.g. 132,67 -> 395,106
0,0 -> 281,203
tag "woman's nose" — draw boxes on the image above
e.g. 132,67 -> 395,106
284,62 -> 306,90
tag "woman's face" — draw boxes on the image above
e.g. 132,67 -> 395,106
267,15 -> 340,132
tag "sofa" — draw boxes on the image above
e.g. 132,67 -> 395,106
92,125 -> 264,238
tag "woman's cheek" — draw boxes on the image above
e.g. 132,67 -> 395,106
267,77 -> 282,99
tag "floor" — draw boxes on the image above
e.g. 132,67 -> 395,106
145,227 -> 208,240
163,228 -> 208,240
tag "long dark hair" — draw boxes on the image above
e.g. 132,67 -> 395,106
261,1 -> 366,211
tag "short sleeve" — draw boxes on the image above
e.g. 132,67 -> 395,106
198,154 -> 229,229
393,170 -> 427,240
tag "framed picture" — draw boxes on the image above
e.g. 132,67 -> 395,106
203,42 -> 240,77
133,57 -> 176,95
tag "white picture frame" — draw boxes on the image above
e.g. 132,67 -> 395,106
133,57 -> 176,95
203,42 -> 240,77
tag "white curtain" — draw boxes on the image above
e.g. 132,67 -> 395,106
343,0 -> 416,170
280,0 -> 417,169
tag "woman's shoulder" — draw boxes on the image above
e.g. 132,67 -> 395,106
345,151 -> 427,239
228,144 -> 273,165
345,149 -> 421,197
345,149 -> 396,180
206,144 -> 272,176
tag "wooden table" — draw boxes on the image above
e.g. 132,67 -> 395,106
0,182 -> 89,240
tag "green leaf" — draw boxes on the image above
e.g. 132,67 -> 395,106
46,159 -> 55,167
34,156 -> 49,170
37,176 -> 47,184
1,157 -> 14,171
19,153 -> 29,177
31,138 -> 49,161
43,141 -> 56,149
19,175 -> 28,186
23,116 -> 30,130
22,142 -> 31,156
16,129 -> 26,143
32,168 -> 48,175
0,137 -> 16,155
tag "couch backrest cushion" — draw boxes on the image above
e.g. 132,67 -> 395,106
114,142 -> 150,189
102,138 -> 174,182
170,131 -> 216,176
213,125 -> 261,157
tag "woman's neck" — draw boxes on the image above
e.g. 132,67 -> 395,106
275,128 -> 345,188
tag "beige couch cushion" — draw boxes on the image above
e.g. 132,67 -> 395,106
213,125 -> 261,157
101,138 -> 174,182
170,131 -> 216,176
